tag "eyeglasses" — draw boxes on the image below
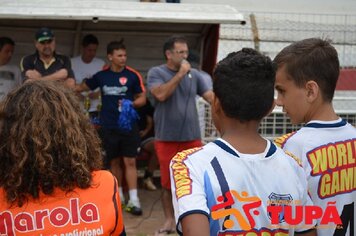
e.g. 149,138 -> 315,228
39,39 -> 53,45
172,50 -> 189,55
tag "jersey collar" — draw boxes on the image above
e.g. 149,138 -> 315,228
213,138 -> 277,158
305,118 -> 346,128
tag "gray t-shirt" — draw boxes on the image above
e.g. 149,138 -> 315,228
147,64 -> 211,141
0,64 -> 21,100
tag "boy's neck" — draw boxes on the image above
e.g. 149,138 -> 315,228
305,102 -> 339,123
220,120 -> 267,154
110,64 -> 125,72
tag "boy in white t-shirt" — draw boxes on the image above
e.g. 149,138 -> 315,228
0,37 -> 21,100
170,48 -> 317,236
274,38 -> 355,236
71,34 -> 105,117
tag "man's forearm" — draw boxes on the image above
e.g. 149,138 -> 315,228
41,69 -> 68,81
75,81 -> 90,92
150,72 -> 185,102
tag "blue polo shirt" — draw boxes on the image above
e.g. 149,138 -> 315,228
86,66 -> 145,129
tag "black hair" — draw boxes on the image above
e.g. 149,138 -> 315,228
274,38 -> 339,102
82,34 -> 99,47
163,35 -> 188,59
107,39 -> 125,55
0,37 -> 15,51
213,48 -> 276,122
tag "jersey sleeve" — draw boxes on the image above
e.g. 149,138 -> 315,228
170,150 -> 210,234
85,72 -> 101,91
275,133 -> 311,178
20,55 -> 34,80
125,66 -> 145,95
133,72 -> 145,95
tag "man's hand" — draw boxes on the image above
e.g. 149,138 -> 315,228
179,59 -> 191,77
25,69 -> 42,80
64,78 -> 75,89
89,90 -> 101,99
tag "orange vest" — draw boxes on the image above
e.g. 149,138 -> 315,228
0,170 -> 125,236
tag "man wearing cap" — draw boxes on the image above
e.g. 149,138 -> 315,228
20,27 -> 75,88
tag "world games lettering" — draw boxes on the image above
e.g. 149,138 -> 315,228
307,139 -> 356,199
171,147 -> 201,199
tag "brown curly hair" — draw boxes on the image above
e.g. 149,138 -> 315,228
0,80 -> 103,207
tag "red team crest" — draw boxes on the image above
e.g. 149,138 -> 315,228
119,77 -> 128,85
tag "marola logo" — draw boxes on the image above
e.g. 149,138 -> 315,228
0,198 -> 100,236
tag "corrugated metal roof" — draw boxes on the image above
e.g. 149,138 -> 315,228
0,0 -> 245,24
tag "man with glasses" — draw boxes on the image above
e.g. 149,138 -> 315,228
20,27 -> 75,88
147,35 -> 213,235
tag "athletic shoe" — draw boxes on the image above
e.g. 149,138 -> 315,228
125,200 -> 143,216
143,177 -> 157,191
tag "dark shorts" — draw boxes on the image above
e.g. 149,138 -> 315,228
99,127 -> 140,168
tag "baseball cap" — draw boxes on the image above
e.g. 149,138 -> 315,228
35,27 -> 54,42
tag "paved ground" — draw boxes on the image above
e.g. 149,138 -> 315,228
122,179 -> 178,236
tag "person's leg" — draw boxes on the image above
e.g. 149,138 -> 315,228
143,138 -> 158,190
123,157 -> 138,191
159,188 -> 175,231
99,128 -> 126,204
110,158 -> 126,205
154,141 -> 178,233
120,128 -> 142,215
145,139 -> 158,174
110,158 -> 123,185
123,156 -> 142,215
155,140 -> 203,234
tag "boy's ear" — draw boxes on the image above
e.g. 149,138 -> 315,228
212,94 -> 221,115
305,80 -> 319,102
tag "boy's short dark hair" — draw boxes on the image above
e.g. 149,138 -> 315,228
213,48 -> 276,122
107,40 -> 126,55
163,35 -> 188,58
0,37 -> 15,50
274,38 -> 339,102
82,34 -> 99,47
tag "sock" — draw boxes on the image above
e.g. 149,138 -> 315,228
119,187 -> 125,203
129,189 -> 140,207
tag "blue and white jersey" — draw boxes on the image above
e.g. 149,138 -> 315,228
170,138 -> 315,236
275,118 -> 356,236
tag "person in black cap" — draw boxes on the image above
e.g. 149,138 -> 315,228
20,27 -> 75,88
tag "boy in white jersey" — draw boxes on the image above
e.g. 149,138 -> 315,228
170,48 -> 316,236
274,38 -> 355,236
